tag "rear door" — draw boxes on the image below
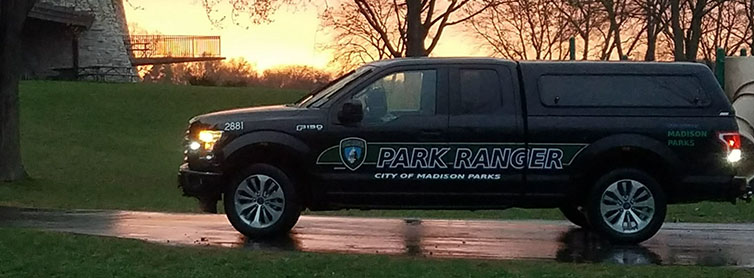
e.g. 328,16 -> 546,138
446,64 -> 526,204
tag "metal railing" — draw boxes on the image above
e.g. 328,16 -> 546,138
126,35 -> 221,58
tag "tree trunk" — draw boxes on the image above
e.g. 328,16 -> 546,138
405,0 -> 426,57
685,0 -> 707,61
670,0 -> 685,61
614,30 -> 624,59
582,32 -> 589,60
644,2 -> 657,61
751,0 -> 754,51
645,26 -> 657,61
601,0 -> 624,59
0,0 -> 36,181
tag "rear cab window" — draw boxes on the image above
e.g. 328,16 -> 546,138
447,65 -> 523,143
457,69 -> 503,114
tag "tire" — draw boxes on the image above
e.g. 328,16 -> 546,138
585,168 -> 666,244
224,163 -> 301,238
559,205 -> 590,228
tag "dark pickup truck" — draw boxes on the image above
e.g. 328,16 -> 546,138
179,58 -> 752,243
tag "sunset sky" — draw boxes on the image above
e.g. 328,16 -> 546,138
123,0 -> 483,72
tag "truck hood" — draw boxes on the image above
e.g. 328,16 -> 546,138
190,105 -> 307,127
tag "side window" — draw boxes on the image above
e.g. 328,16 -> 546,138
538,74 -> 709,107
459,69 -> 502,114
353,70 -> 436,123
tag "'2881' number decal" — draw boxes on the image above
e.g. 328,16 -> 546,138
224,121 -> 244,131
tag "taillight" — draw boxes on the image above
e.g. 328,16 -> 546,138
719,132 -> 742,163
720,133 -> 741,149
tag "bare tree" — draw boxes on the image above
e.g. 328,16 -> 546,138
261,65 -> 332,89
320,0 -> 404,69
469,0 -> 571,60
1,0 -> 37,181
630,0 -> 668,60
472,0 -> 642,61
739,0 -> 754,51
206,0 -> 501,62
555,0 -> 607,59
356,0 -> 503,57
698,0 -> 749,62
328,0 -> 503,60
205,0 -> 754,65
202,0 -> 295,25
595,0 -> 649,60
666,0 -> 723,61
599,0 -> 626,58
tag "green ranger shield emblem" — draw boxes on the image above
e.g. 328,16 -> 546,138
340,137 -> 367,171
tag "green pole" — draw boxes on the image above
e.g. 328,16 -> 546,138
569,37 -> 576,61
716,48 -> 725,90
742,49 -> 748,56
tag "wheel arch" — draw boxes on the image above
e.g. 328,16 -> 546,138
222,131 -> 310,159
221,131 -> 312,206
568,134 -> 682,202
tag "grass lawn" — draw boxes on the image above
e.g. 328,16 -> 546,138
1,81 -> 304,212
0,80 -> 753,223
0,228 -> 751,278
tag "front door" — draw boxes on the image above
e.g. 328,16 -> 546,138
314,66 -> 450,207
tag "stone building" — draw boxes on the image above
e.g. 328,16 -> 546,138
22,0 -> 137,82
22,0 -> 223,83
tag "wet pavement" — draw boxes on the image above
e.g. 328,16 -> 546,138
1,206 -> 753,267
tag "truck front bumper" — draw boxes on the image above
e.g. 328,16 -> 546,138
177,163 -> 224,197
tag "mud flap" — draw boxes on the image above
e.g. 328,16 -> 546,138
728,177 -> 751,204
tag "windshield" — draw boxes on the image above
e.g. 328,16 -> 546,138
297,66 -> 373,107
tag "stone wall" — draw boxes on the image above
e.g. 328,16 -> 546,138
33,0 -> 137,82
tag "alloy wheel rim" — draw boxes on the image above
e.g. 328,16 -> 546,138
234,174 -> 285,229
599,179 -> 655,234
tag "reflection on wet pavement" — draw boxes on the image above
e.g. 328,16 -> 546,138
1,206 -> 753,267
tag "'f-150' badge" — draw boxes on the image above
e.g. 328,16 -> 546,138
340,137 -> 367,171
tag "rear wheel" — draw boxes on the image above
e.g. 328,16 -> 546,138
559,205 -> 590,228
224,164 -> 301,238
585,168 -> 666,244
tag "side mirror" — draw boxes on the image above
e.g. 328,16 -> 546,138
338,100 -> 363,124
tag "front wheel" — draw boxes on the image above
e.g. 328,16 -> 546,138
585,168 -> 666,244
224,164 -> 301,238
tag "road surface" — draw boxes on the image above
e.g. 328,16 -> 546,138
1,206 -> 753,267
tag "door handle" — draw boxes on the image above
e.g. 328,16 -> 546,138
420,129 -> 443,137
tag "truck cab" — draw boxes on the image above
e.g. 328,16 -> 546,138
179,58 -> 752,244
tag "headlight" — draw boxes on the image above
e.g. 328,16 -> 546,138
196,130 -> 223,151
188,141 -> 201,151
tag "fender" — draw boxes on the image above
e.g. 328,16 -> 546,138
569,133 -> 682,175
221,131 -> 310,161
